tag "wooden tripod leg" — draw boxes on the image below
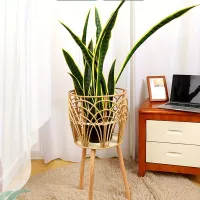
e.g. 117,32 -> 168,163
89,149 -> 96,200
117,145 -> 131,200
79,148 -> 87,189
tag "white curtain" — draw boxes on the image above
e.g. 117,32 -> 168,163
40,1 -> 132,163
134,0 -> 200,156
0,0 -> 52,192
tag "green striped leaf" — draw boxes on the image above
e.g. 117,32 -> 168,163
87,50 -> 94,62
91,1 -> 124,96
108,59 -> 116,95
86,40 -> 95,96
116,4 -> 199,83
101,74 -> 107,95
82,10 -> 91,45
83,63 -> 92,96
92,1 -> 125,94
68,73 -> 84,96
95,7 -> 102,43
82,10 -> 91,66
60,21 -> 92,68
96,2 -> 123,95
62,49 -> 83,87
94,1 -> 124,57
88,39 -> 94,53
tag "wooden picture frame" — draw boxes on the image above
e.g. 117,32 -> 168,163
146,76 -> 169,102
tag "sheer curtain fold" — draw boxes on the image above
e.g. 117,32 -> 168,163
0,0 -> 52,191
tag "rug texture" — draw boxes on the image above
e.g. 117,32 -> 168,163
18,159 -> 200,200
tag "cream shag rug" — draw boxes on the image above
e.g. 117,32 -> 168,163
18,159 -> 200,200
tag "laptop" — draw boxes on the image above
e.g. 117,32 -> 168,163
158,74 -> 200,113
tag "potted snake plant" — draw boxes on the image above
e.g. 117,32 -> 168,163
60,1 -> 198,147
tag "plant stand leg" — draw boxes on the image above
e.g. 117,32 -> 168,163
79,148 -> 87,189
89,149 -> 96,200
117,145 -> 131,200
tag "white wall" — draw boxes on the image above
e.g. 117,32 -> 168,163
134,0 -> 200,156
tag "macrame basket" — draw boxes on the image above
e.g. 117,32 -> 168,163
68,88 -> 128,149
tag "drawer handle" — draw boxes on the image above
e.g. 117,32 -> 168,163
167,130 -> 182,135
166,152 -> 183,157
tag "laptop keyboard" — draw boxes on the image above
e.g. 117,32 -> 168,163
166,102 -> 200,108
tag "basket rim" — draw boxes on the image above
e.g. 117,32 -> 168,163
68,88 -> 127,98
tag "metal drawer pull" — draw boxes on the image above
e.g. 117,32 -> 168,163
167,130 -> 182,135
166,152 -> 183,157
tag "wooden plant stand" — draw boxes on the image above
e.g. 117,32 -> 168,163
79,145 -> 130,200
68,89 -> 131,199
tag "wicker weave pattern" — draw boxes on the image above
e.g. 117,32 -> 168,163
68,88 -> 128,149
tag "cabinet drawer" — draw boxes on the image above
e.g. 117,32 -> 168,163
146,142 -> 200,168
147,120 -> 200,145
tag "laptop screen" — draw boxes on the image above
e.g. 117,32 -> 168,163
170,75 -> 200,104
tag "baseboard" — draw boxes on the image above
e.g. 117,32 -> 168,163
31,151 -> 43,160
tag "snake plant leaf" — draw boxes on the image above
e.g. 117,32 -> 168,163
83,63 -> 92,96
86,40 -> 95,95
88,39 -> 93,53
108,59 -> 116,95
96,1 -> 123,95
116,4 -> 199,83
5,189 -> 29,200
84,42 -> 97,96
88,41 -> 100,72
82,10 -> 91,66
87,50 -> 94,60
83,40 -> 93,96
82,9 -> 91,45
95,7 -> 102,43
68,73 -> 84,96
88,39 -> 100,84
101,74 -> 107,95
60,21 -> 92,68
92,0 -> 124,95
62,49 -> 83,87
94,1 -> 124,59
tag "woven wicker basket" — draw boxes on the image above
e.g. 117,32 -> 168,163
68,88 -> 128,149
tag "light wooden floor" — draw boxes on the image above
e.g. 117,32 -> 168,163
31,159 -> 73,176
31,159 -> 200,187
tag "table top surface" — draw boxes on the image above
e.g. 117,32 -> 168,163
139,99 -> 200,117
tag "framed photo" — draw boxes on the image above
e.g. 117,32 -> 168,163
146,76 -> 169,102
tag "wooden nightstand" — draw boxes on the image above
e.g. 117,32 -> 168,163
138,99 -> 200,177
